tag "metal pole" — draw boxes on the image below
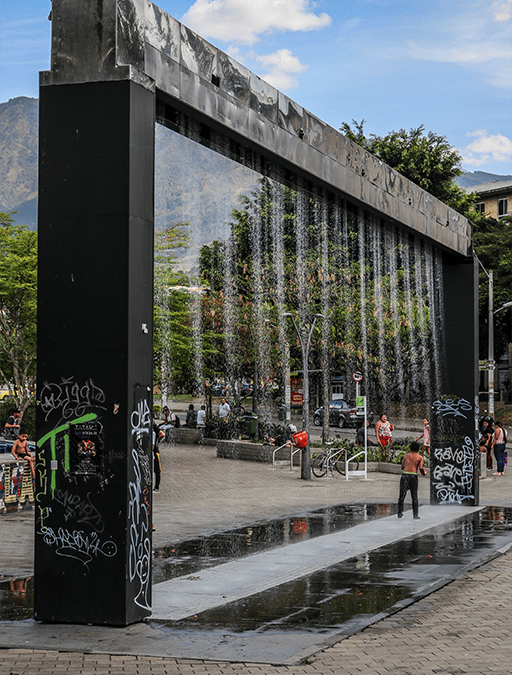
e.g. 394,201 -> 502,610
489,270 -> 494,418
283,313 -> 323,480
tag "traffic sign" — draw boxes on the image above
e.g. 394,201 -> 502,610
352,371 -> 364,382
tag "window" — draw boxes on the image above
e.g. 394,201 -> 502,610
498,198 -> 509,218
475,202 -> 485,216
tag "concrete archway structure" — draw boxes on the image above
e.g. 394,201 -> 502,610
36,0 -> 479,625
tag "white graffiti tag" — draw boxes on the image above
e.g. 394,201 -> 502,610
433,436 -> 475,505
39,377 -> 106,422
128,447 -> 151,611
40,526 -> 117,566
432,398 -> 473,419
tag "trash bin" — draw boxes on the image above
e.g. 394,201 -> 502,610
243,414 -> 258,438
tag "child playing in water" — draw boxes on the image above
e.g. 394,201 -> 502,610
11,427 -> 35,480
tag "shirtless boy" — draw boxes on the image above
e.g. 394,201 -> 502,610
397,441 -> 427,520
11,427 -> 35,480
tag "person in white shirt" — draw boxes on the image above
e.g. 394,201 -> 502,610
197,405 -> 206,427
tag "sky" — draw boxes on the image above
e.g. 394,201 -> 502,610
1,0 -> 512,175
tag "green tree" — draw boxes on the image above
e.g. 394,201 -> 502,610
474,215 -> 512,360
0,213 -> 37,416
154,224 -> 193,396
341,120 -> 477,218
199,180 -> 432,407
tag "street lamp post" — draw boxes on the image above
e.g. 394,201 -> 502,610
283,312 -> 324,479
477,254 -> 512,418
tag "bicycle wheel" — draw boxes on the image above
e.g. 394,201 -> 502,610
312,453 -> 328,477
334,449 -> 360,475
334,449 -> 346,475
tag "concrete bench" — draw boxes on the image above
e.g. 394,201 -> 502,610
163,427 -> 209,445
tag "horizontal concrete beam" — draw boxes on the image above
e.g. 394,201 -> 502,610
41,0 -> 471,256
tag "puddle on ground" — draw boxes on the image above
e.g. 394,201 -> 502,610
3,505 -> 512,633
0,576 -> 34,621
153,503 -> 396,582
155,505 -> 512,634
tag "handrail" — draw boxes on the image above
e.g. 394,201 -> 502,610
269,442 -> 293,470
345,447 -> 367,480
290,446 -> 300,471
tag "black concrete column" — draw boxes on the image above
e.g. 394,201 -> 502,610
430,257 -> 479,506
35,79 -> 155,625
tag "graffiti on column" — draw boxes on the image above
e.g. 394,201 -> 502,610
128,395 -> 152,611
36,377 -> 116,568
39,377 -> 106,423
431,397 -> 476,505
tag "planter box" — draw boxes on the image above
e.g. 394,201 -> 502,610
217,440 -> 300,465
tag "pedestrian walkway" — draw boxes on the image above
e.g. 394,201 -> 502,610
152,504 -> 481,621
1,441 -> 512,673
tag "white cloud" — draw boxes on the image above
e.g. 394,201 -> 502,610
254,49 -> 308,90
461,130 -> 512,167
406,41 -> 510,65
182,0 -> 331,46
405,9 -> 512,90
493,0 -> 512,21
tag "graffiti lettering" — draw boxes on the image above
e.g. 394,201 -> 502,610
431,398 -> 472,419
127,394 -> 151,612
432,437 -> 475,505
40,525 -> 117,565
435,488 -> 473,504
128,447 -> 151,610
131,399 -> 151,434
54,489 -> 104,532
39,377 -> 106,422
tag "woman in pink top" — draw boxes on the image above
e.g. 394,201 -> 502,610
493,421 -> 507,475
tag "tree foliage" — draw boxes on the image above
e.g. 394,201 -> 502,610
341,120 -> 477,219
474,215 -> 512,359
199,179 -> 438,408
0,212 -> 37,415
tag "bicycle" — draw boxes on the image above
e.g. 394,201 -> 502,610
311,441 -> 360,477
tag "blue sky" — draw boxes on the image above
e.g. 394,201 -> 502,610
2,0 -> 511,175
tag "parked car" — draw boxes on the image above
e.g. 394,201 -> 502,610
0,385 -> 11,400
313,400 -> 374,428
209,383 -> 228,396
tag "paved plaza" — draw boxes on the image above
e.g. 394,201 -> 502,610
1,439 -> 512,673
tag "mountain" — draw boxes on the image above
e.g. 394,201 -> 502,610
0,97 -> 257,262
0,97 -> 38,226
455,171 -> 512,189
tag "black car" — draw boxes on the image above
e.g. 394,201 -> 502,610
313,400 -> 374,428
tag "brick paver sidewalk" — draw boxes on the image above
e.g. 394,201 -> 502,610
2,548 -> 511,673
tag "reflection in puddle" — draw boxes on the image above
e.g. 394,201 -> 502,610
157,505 -> 512,634
3,505 -> 512,632
0,576 -> 33,621
153,503 -> 396,582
